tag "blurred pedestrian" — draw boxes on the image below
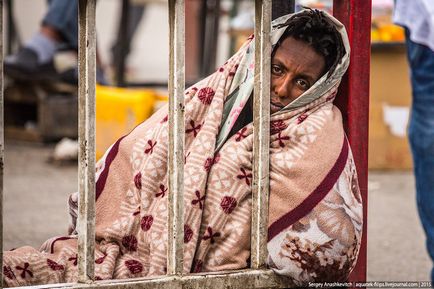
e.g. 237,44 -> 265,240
394,0 -> 434,282
4,0 -> 85,84
5,0 -> 146,85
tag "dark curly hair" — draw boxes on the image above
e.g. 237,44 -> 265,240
273,8 -> 346,78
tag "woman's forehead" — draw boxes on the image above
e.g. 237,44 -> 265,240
273,37 -> 326,73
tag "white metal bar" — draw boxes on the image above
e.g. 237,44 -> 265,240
167,0 -> 185,276
251,0 -> 272,269
78,0 -> 96,283
17,269 -> 288,289
0,0 -> 4,286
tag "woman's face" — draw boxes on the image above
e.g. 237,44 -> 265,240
270,36 -> 326,113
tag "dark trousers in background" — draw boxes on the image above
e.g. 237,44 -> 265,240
42,0 -> 145,61
405,29 -> 434,282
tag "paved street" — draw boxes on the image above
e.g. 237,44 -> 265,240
368,172 -> 431,281
4,142 -> 75,250
3,141 -> 432,281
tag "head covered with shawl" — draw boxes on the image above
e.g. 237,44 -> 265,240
3,9 -> 362,287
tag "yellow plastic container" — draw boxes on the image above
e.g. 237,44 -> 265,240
96,85 -> 156,159
153,91 -> 169,112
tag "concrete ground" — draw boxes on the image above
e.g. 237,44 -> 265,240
4,142 -> 76,250
3,141 -> 432,281
367,172 -> 431,281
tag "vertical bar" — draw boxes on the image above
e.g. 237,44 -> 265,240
0,0 -> 4,286
251,0 -> 271,269
78,0 -> 96,283
167,0 -> 185,276
333,0 -> 371,283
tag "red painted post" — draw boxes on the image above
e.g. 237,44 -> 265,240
333,0 -> 371,284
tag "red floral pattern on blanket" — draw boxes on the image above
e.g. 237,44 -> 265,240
47,259 -> 64,271
122,235 -> 138,252
235,127 -> 248,142
297,113 -> 308,124
144,140 -> 157,154
204,153 -> 220,172
184,224 -> 194,244
197,87 -> 215,105
134,172 -> 142,190
220,196 -> 237,214
68,254 -> 77,266
186,120 -> 202,137
3,265 -> 16,280
191,190 -> 206,210
141,215 -> 153,231
125,260 -> 143,274
95,254 -> 107,264
237,168 -> 252,186
271,120 -> 288,134
155,184 -> 167,198
274,132 -> 290,148
16,262 -> 33,279
202,227 -> 221,244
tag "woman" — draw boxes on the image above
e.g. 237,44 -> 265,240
3,9 -> 362,287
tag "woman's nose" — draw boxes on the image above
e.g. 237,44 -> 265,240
274,76 -> 292,99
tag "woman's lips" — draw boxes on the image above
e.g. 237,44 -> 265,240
270,101 -> 284,113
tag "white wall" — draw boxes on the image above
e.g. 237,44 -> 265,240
96,0 -> 169,82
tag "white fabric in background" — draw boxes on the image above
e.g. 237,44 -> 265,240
394,0 -> 434,51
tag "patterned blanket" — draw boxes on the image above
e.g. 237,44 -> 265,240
3,11 -> 362,287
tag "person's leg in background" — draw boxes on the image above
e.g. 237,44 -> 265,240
5,0 -> 77,74
406,30 -> 434,282
6,0 -> 107,84
110,1 -> 146,85
46,0 -> 107,84
42,0 -> 78,50
111,2 -> 146,68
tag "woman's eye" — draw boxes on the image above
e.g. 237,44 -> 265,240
296,79 -> 310,90
271,65 -> 282,75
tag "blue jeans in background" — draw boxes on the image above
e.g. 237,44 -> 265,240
41,0 -> 146,59
43,0 -> 78,49
406,30 -> 434,282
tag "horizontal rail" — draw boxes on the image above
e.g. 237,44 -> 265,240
14,270 -> 289,289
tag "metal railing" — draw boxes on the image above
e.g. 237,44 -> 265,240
0,0 -> 289,288
0,0 -> 371,288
